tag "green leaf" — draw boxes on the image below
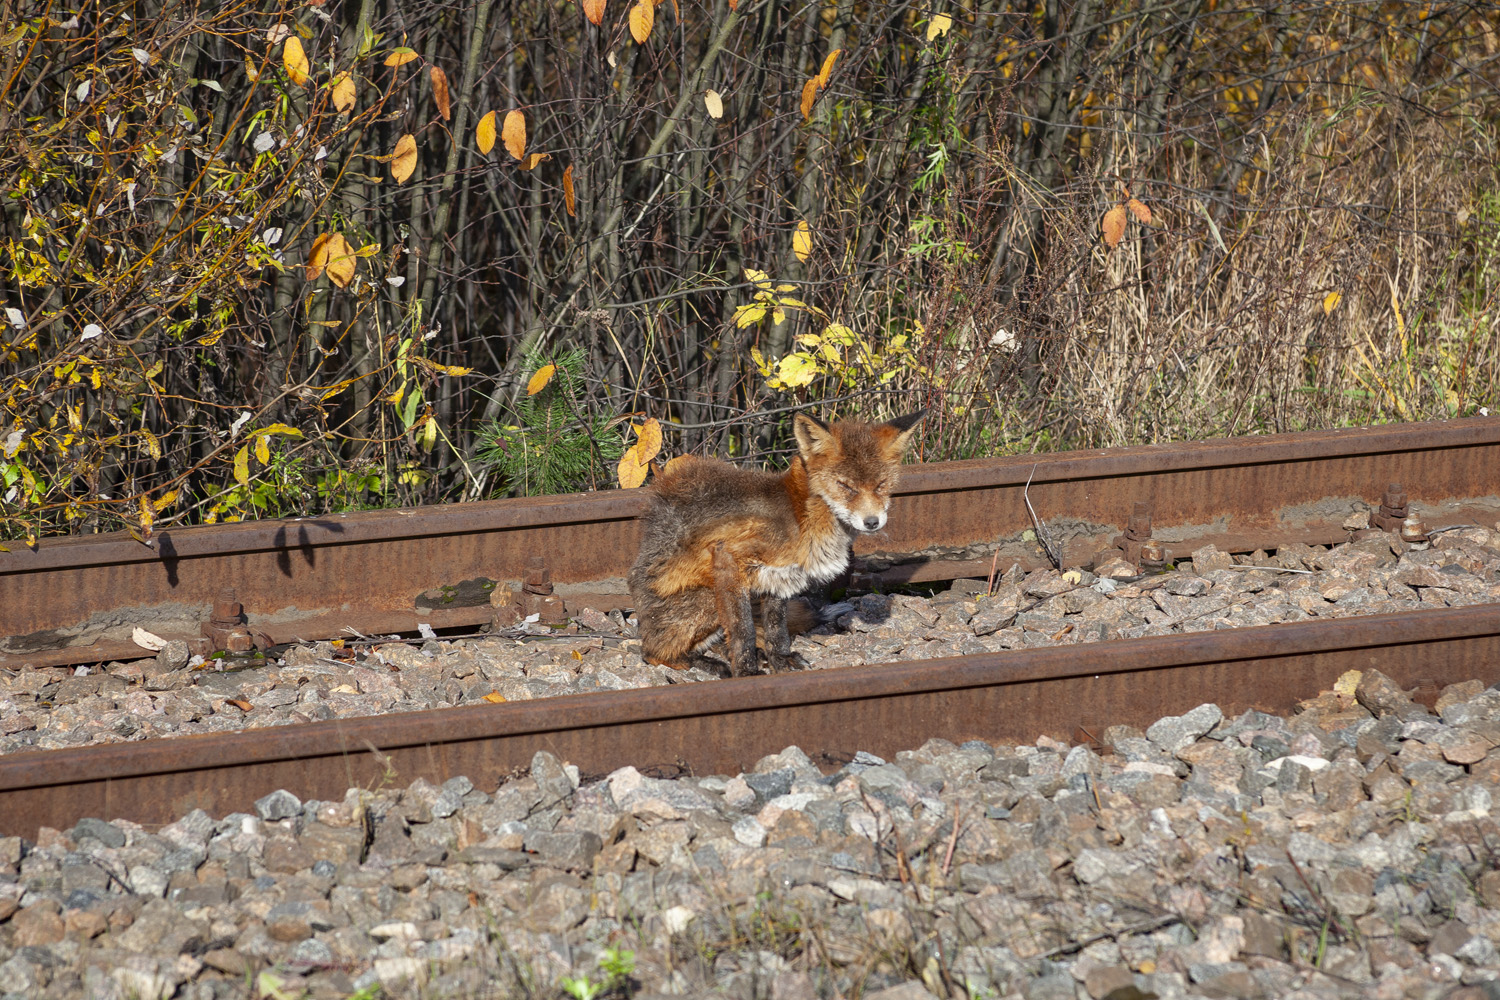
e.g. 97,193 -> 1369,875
401,387 -> 421,429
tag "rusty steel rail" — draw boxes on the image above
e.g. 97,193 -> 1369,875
1,605 -> 1497,839
4,416 -> 1500,671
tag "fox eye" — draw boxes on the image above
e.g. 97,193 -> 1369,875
838,481 -> 857,497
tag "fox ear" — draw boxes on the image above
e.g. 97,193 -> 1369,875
793,413 -> 836,458
881,408 -> 927,456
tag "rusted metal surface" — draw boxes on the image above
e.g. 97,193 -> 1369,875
4,416 -> 1499,669
1,604 -> 1496,839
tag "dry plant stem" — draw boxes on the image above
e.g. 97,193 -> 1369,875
1024,463 -> 1062,569
417,0 -> 496,326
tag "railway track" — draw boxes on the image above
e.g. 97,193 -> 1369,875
1,416 -> 1498,839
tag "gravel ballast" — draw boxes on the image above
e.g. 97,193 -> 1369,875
3,528 -> 1499,757
4,669 -> 1500,998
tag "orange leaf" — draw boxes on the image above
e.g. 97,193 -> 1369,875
521,152 -> 551,170
662,455 -> 690,477
563,164 -> 576,216
430,65 -> 451,120
815,49 -> 841,89
306,233 -> 334,281
502,110 -> 526,160
481,691 -> 507,703
1101,204 -> 1128,249
476,110 -> 497,153
384,47 -> 419,67
629,0 -> 653,42
728,0 -> 737,8
330,72 -> 356,113
527,364 -> 557,395
283,36 -> 310,87
617,446 -> 648,489
634,417 -> 663,464
582,0 -> 607,25
228,698 -> 253,711
1126,197 -> 1152,225
800,78 -> 819,121
390,133 -> 417,183
325,233 -> 357,288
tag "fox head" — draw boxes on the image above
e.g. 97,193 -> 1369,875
794,409 -> 927,533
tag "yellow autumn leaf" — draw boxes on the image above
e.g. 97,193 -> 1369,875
629,0 -> 653,43
233,445 -> 250,486
502,110 -> 526,160
391,133 -> 417,183
815,49 -> 841,88
734,303 -> 768,328
1101,204 -> 1128,249
283,37 -> 310,87
792,220 -> 812,263
563,164 -> 576,216
482,691 -> 507,703
800,77 -> 819,121
1323,291 -> 1342,315
662,455 -> 691,477
634,417 -> 663,464
617,446 -> 648,489
383,47 -> 419,67
520,152 -> 551,170
139,495 -> 154,530
430,65 -> 451,120
330,73 -> 356,113
704,89 -> 723,119
255,434 -> 270,465
527,364 -> 556,395
582,0 -> 607,26
324,233 -> 357,288
306,233 -> 334,281
153,488 -> 179,512
245,56 -> 261,82
476,110 -> 498,153
1126,198 -> 1152,224
926,13 -> 952,41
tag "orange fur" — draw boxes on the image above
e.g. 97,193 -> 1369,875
628,410 -> 925,675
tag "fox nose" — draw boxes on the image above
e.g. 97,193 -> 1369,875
863,515 -> 881,530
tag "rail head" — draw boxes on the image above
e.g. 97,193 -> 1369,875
4,416 -> 1497,577
1,603 -> 1493,794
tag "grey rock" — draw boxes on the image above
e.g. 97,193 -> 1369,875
255,789 -> 303,822
72,817 -> 126,849
523,830 -> 602,868
531,751 -> 574,807
1146,703 -> 1223,753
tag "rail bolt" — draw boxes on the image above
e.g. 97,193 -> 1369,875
1114,501 -> 1154,570
1400,515 -> 1429,546
523,556 -> 553,595
1372,481 -> 1409,532
202,589 -> 253,652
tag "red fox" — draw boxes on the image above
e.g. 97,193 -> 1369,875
628,410 -> 926,677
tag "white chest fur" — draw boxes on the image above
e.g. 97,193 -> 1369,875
751,526 -> 851,598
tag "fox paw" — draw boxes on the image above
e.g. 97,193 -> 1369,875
764,651 -> 809,674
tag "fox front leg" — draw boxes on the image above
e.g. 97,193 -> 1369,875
759,594 -> 809,674
710,542 -> 760,677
